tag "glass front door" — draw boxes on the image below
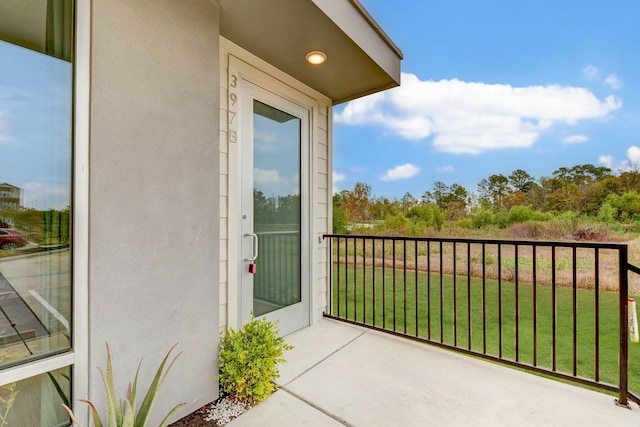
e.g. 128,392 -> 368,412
240,80 -> 309,336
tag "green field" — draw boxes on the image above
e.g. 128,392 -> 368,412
331,264 -> 640,395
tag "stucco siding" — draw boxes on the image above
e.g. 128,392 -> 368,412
88,0 -> 221,423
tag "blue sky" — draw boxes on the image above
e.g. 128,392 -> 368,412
333,0 -> 640,201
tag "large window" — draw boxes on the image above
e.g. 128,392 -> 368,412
0,1 -> 74,425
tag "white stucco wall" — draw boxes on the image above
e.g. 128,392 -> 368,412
218,37 -> 331,333
87,0 -> 220,423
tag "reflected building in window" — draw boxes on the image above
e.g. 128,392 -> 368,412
0,183 -> 22,210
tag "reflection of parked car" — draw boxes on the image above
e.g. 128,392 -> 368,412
0,229 -> 27,250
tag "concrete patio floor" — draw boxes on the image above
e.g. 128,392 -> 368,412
229,318 -> 640,427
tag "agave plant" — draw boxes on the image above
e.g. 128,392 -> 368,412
63,343 -> 193,427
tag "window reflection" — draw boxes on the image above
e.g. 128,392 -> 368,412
0,366 -> 71,426
0,34 -> 72,366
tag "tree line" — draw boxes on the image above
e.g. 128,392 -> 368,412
333,164 -> 640,236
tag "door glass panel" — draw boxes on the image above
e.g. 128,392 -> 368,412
252,100 -> 301,316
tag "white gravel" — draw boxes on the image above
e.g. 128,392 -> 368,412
204,396 -> 250,426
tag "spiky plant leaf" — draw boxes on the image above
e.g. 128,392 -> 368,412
99,343 -> 120,427
127,362 -> 142,418
69,399 -> 105,427
122,399 -> 134,427
134,343 -> 180,427
62,404 -> 86,427
158,399 -> 197,427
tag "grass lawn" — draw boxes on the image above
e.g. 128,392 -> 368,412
331,263 -> 640,395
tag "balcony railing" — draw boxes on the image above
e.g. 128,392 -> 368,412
323,233 -> 640,407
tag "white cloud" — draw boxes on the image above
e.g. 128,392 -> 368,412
437,165 -> 455,173
335,73 -> 621,155
380,163 -> 420,181
598,155 -> 614,169
627,146 -> 640,165
253,168 -> 279,183
583,65 -> 621,90
254,131 -> 279,152
333,172 -> 346,183
583,65 -> 601,80
561,134 -> 588,144
332,172 -> 349,194
604,74 -> 622,90
597,147 -> 640,172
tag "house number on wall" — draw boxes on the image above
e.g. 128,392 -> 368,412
229,73 -> 238,144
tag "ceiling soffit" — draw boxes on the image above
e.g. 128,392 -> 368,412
220,0 -> 403,104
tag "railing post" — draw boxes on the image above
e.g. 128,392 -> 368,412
326,235 -> 332,316
617,245 -> 629,408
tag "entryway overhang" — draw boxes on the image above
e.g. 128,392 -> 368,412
220,0 -> 403,105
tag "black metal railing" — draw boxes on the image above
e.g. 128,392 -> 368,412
323,234 -> 640,407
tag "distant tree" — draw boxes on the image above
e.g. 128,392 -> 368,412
477,174 -> 509,210
508,169 -> 535,193
423,181 -> 468,217
401,192 -> 416,214
344,182 -> 372,222
407,203 -> 445,230
539,174 -> 581,213
503,190 -> 529,210
543,185 -> 579,212
444,184 -> 468,220
617,170 -> 640,192
254,189 -> 275,224
551,164 -> 612,187
371,196 -> 396,221
423,181 -> 449,210
276,194 -> 300,224
527,183 -> 546,211
332,193 -> 348,233
577,179 -> 620,216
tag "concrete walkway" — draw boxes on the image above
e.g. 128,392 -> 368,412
229,318 -> 640,427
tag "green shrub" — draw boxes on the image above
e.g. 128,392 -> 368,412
382,214 -> 409,234
505,206 -> 551,225
471,208 -> 495,228
408,203 -> 445,230
598,202 -> 618,223
63,344 -> 191,427
332,203 -> 348,234
218,317 -> 293,405
455,218 -> 474,229
406,219 -> 427,236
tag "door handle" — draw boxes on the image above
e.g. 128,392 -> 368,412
244,233 -> 259,262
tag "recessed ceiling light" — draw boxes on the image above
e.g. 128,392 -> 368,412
306,51 -> 327,65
